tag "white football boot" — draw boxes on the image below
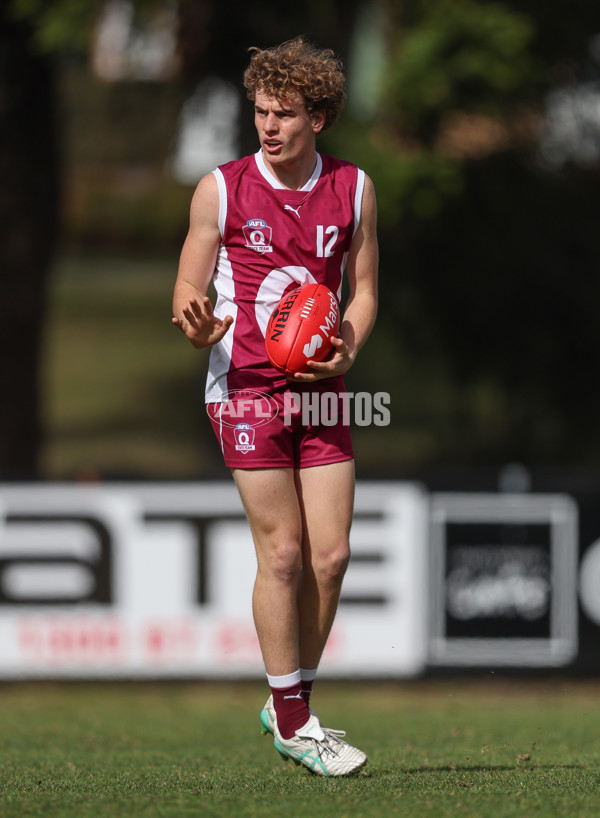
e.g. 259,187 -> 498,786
259,694 -> 278,736
260,694 -> 344,736
272,713 -> 368,777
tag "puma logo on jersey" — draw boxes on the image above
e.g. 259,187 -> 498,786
284,204 -> 302,218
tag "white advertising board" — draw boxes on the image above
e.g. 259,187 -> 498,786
0,482 -> 428,679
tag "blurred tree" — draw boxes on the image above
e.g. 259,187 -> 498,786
0,7 -> 61,478
1,0 -> 115,478
346,0 -> 600,465
385,0 -> 540,147
356,0 -> 543,225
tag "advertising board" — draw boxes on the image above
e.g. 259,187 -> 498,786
428,493 -> 579,667
0,482 -> 428,679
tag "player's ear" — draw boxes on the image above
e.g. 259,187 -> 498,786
311,110 -> 326,134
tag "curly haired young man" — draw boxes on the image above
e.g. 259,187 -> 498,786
173,37 -> 378,776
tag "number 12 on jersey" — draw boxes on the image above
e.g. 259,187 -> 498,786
316,225 -> 339,258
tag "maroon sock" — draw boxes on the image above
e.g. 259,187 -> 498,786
301,679 -> 314,707
271,681 -> 310,739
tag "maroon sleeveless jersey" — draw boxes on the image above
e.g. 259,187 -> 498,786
206,150 -> 365,402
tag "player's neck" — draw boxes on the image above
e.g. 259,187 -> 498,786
261,150 -> 318,191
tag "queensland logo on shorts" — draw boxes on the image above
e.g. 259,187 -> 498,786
234,422 -> 256,454
242,218 -> 273,254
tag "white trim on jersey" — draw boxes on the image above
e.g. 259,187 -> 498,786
353,168 -> 365,236
254,150 -> 323,191
338,253 -> 348,301
213,167 -> 227,236
205,245 -> 238,402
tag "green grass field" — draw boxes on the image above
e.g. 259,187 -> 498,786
1,679 -> 599,817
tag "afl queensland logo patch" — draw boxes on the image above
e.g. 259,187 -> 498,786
242,218 -> 273,254
234,422 -> 256,454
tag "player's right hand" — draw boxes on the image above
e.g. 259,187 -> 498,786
172,296 -> 234,349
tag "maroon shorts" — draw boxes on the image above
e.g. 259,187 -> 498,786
207,380 -> 354,469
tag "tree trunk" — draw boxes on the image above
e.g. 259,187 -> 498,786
0,11 -> 60,478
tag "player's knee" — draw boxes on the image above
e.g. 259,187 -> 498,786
261,538 -> 303,585
315,541 -> 350,585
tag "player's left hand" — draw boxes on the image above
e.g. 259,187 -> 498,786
288,337 -> 353,382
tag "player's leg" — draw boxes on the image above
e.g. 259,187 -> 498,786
294,458 -> 355,672
274,456 -> 367,775
232,467 -> 303,675
232,466 -> 312,741
238,461 -> 367,776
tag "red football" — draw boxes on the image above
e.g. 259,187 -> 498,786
265,283 -> 340,375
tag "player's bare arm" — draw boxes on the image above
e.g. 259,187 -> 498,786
291,174 -> 378,382
172,173 -> 233,349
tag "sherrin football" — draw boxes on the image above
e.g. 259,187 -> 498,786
265,283 -> 340,376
